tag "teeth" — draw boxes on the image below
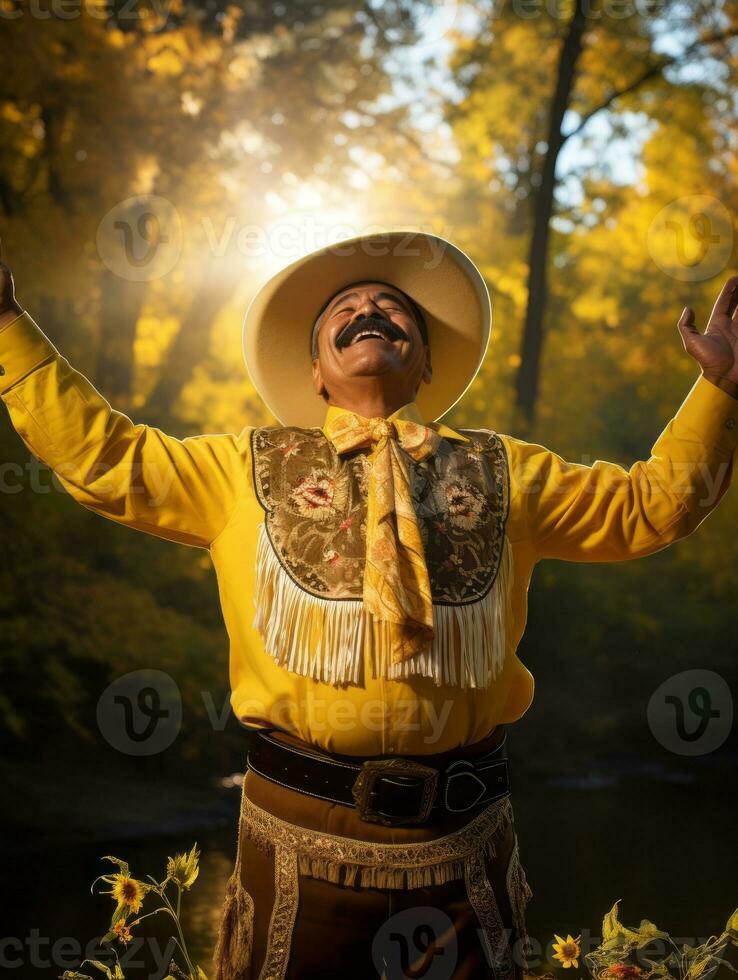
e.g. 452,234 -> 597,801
352,330 -> 387,344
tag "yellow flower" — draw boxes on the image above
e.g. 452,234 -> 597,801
111,876 -> 146,914
553,934 -> 581,969
113,920 -> 134,945
166,843 -> 200,890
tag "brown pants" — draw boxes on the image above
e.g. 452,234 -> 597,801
214,729 -> 532,980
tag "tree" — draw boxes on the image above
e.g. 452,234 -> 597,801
447,0 -> 738,423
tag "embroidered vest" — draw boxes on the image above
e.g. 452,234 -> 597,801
251,426 -> 511,689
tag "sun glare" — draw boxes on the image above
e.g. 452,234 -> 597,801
252,180 -> 376,278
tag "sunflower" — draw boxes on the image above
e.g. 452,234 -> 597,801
553,934 -> 581,969
111,876 -> 146,914
166,844 -> 200,891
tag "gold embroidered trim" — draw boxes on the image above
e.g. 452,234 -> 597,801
506,834 -> 534,971
258,844 -> 299,980
240,791 -> 513,891
253,523 -> 513,689
466,848 -> 516,980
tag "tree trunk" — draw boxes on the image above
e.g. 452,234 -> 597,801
141,270 -> 241,428
515,0 -> 588,424
96,269 -> 147,409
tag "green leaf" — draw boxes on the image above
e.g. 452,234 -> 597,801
631,919 -> 670,946
602,901 -> 623,942
110,905 -> 128,927
80,961 -> 113,979
101,856 -> 131,878
642,957 -> 676,977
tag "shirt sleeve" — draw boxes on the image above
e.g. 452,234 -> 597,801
0,311 -> 252,550
503,375 -> 738,562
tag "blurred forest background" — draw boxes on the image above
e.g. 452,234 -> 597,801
1,0 -> 738,966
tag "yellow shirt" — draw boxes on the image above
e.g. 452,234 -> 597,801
2,311 -> 737,755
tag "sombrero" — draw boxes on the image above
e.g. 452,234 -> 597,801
242,229 -> 491,427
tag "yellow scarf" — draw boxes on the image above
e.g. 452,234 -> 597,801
324,408 -> 443,666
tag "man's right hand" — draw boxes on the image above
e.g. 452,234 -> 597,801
0,262 -> 24,330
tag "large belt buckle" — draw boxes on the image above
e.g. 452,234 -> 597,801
351,758 -> 439,827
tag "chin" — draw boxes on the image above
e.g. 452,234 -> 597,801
345,353 -> 404,375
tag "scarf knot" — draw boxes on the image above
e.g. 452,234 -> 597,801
369,417 -> 396,447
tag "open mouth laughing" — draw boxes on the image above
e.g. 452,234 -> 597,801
335,316 -> 409,350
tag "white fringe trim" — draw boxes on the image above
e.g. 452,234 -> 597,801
253,523 -> 512,690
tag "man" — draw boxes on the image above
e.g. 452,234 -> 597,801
1,230 -> 737,980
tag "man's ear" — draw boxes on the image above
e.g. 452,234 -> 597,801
422,345 -> 433,385
312,359 -> 328,399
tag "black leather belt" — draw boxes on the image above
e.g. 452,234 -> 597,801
246,730 -> 511,827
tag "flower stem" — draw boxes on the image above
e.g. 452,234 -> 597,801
159,888 -> 195,978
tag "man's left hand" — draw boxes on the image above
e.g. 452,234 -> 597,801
679,275 -> 738,399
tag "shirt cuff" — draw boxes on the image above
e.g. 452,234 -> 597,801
0,311 -> 59,395
672,373 -> 738,457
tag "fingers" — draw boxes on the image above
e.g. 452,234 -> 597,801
710,275 -> 738,320
678,306 -> 698,336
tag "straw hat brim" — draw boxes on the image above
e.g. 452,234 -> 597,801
242,230 -> 491,427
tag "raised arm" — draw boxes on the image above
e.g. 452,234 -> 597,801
504,277 -> 738,562
0,264 -> 250,550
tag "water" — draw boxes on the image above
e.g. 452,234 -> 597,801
5,777 -> 737,978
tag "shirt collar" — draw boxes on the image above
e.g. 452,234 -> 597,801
321,400 -> 470,443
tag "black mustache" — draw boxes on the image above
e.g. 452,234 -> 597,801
336,316 -> 408,349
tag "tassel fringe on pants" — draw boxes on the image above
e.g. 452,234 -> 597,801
213,737 -> 532,980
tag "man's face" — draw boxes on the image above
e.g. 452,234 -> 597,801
311,280 -> 432,405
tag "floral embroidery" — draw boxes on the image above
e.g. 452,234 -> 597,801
290,468 -> 344,519
445,478 -> 485,530
323,549 -> 341,566
251,426 -> 509,605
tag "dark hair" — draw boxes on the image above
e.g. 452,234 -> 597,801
310,280 -> 429,359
